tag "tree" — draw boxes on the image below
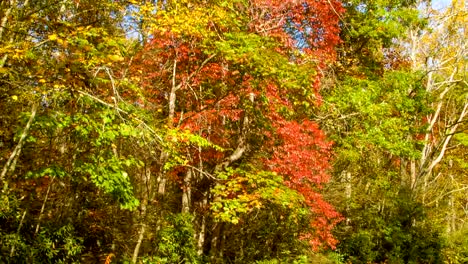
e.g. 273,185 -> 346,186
407,2 -> 468,261
0,0 -> 146,261
128,0 -> 344,261
317,0 -> 451,262
406,0 -> 467,207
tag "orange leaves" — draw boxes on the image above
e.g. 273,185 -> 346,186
128,0 -> 344,250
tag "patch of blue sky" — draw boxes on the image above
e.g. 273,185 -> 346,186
432,0 -> 452,10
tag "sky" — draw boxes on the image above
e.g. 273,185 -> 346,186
432,0 -> 452,9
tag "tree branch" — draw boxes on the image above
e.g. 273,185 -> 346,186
1,103 -> 37,181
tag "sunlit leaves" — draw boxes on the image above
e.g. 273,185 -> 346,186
0,0 -> 349,261
324,70 -> 428,158
211,168 -> 305,224
127,0 -> 345,253
336,0 -> 421,76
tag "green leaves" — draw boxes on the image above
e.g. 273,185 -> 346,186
211,167 -> 305,224
77,158 -> 139,210
150,213 -> 200,264
162,128 -> 223,171
324,70 -> 427,158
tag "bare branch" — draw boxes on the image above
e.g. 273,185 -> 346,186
77,90 -> 163,143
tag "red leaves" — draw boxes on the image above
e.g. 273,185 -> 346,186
249,0 -> 344,61
270,119 -> 331,186
264,116 -> 342,249
128,0 -> 345,251
262,80 -> 341,249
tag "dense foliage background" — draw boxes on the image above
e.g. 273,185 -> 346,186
0,0 -> 466,263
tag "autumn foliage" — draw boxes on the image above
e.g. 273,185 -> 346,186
2,0 -> 462,262
128,0 -> 344,250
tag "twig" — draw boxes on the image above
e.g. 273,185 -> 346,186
34,176 -> 55,235
9,210 -> 27,257
183,164 -> 218,180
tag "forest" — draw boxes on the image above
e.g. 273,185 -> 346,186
0,0 -> 466,263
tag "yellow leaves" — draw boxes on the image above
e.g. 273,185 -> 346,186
133,1 -> 236,40
53,84 -> 67,89
76,25 -> 92,33
56,38 -> 68,47
145,3 -> 228,38
38,79 -> 46,83
11,95 -> 18,101
10,48 -> 26,60
1,46 -> 26,65
48,34 -> 58,41
48,33 -> 68,47
139,2 -> 154,13
107,54 -> 124,62
415,1 -> 467,75
250,199 -> 262,209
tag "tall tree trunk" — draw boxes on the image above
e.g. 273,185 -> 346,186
410,159 -> 416,189
447,162 -> 456,233
0,0 -> 15,41
210,222 -> 224,263
157,151 -> 168,196
208,96 -> 253,260
344,170 -> 352,224
182,169 -> 192,213
132,166 -> 152,263
0,0 -> 15,68
157,58 -> 181,197
132,224 -> 146,264
196,193 -> 208,255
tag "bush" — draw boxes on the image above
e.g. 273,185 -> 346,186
337,197 -> 444,263
144,213 -> 200,264
443,224 -> 468,264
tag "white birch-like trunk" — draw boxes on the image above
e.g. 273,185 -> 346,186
196,194 -> 207,255
132,166 -> 152,263
182,169 -> 192,213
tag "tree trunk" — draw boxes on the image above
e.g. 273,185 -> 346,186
182,169 -> 192,213
196,194 -> 207,255
157,152 -> 168,196
210,222 -> 224,263
447,163 -> 456,233
132,166 -> 152,263
410,159 -> 416,189
132,224 -> 146,264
